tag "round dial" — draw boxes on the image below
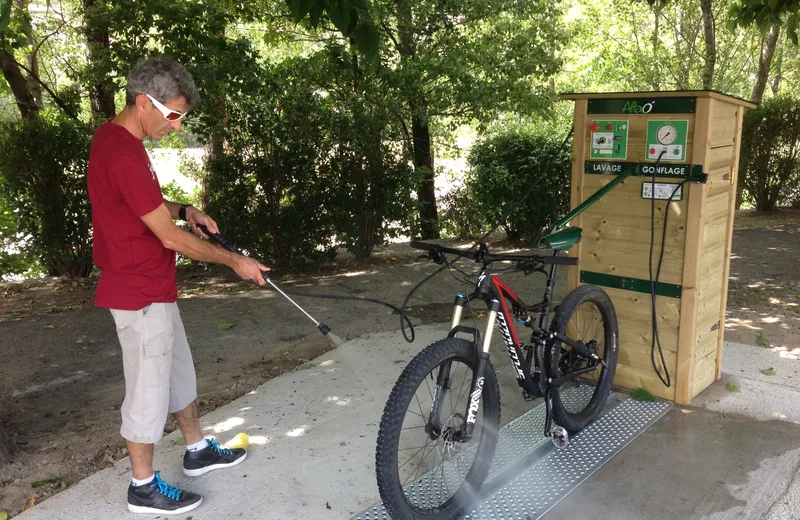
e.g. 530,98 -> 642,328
657,125 -> 677,145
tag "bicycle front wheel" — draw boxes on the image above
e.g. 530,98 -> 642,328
549,284 -> 619,433
376,338 -> 500,520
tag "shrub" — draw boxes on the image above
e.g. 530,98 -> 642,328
739,96 -> 800,212
467,126 -> 572,244
0,116 -> 93,278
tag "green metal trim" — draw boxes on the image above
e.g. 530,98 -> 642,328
587,97 -> 696,114
585,161 -> 703,179
554,166 -> 636,231
580,271 -> 682,298
539,227 -> 582,249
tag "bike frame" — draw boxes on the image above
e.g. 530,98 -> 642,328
436,249 -> 602,441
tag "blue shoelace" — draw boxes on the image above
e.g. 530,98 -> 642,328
208,438 -> 234,456
150,473 -> 182,501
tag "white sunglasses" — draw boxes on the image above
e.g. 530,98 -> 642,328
144,93 -> 187,121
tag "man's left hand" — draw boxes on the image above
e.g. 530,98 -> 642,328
186,207 -> 219,238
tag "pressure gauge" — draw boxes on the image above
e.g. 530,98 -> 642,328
657,125 -> 677,145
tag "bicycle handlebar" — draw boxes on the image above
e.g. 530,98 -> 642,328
409,241 -> 578,266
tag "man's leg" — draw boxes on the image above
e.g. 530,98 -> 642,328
127,441 -> 155,480
173,400 -> 203,446
167,303 -> 248,477
111,304 -> 202,515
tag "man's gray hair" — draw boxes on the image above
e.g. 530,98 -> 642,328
125,57 -> 200,108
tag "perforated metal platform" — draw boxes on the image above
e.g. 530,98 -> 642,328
354,392 -> 671,520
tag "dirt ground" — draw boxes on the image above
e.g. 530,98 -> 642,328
0,210 -> 798,517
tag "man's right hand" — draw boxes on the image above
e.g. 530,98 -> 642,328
232,255 -> 270,286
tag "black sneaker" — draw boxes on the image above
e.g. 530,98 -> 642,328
183,438 -> 247,477
127,472 -> 202,515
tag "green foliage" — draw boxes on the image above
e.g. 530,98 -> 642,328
161,180 -> 198,206
739,96 -> 800,211
438,186 -> 487,240
561,0 -> 764,99
0,0 -> 11,33
203,51 -> 416,267
729,0 -> 800,44
631,388 -> 655,402
467,123 -> 572,244
285,0 -> 379,64
726,382 -> 741,392
0,115 -> 93,277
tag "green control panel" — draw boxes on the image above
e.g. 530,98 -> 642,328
646,120 -> 688,162
590,120 -> 628,160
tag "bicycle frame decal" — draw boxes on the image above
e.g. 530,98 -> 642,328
490,276 -> 526,381
495,312 -> 524,379
466,376 -> 485,424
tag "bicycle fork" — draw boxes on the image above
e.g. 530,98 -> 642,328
427,296 -> 500,444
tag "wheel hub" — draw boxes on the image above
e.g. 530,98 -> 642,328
438,413 -> 465,461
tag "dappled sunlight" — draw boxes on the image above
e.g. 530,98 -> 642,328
247,435 -> 271,445
326,395 -> 351,406
287,425 -> 308,437
319,359 -> 335,367
239,406 -> 253,412
342,270 -> 371,277
725,317 -> 761,331
772,346 -> 800,360
761,316 -> 780,324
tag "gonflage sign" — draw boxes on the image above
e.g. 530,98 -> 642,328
585,160 -> 702,179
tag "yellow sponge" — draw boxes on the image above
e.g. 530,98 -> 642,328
223,432 -> 249,450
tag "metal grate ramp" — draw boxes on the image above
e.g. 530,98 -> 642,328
354,392 -> 671,520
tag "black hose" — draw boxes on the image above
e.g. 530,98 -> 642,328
196,224 -> 415,341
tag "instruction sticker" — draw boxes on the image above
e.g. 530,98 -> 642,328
642,182 -> 683,201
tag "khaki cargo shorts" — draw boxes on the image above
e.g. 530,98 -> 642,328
110,302 -> 197,444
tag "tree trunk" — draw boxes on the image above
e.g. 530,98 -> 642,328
700,0 -> 716,90
0,48 -> 39,119
396,0 -> 439,238
751,25 -> 780,103
651,4 -> 663,90
83,0 -> 116,121
771,40 -> 783,95
412,99 -> 439,239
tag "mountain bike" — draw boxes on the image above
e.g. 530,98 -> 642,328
375,240 -> 619,520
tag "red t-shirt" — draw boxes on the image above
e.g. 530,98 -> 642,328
87,121 -> 177,310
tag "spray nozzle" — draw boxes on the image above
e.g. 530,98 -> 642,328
317,322 -> 331,336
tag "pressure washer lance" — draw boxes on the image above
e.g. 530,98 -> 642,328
196,224 -> 332,338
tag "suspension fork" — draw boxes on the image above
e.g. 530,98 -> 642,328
461,298 -> 500,441
428,293 -> 472,432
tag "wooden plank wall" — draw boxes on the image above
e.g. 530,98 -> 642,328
571,112 -> 696,401
689,100 -> 740,399
565,93 -> 750,404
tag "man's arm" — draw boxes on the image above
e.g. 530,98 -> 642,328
141,203 -> 268,285
164,200 -> 185,220
163,199 -> 219,238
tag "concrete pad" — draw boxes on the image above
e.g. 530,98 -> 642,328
546,407 -> 800,520
694,342 -> 800,423
16,322 -> 537,520
16,330 -> 800,520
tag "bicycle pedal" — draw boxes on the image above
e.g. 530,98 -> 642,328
550,426 -> 569,448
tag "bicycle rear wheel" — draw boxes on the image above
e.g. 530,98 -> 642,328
376,338 -> 500,519
549,284 -> 618,433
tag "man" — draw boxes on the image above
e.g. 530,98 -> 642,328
87,57 -> 268,515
